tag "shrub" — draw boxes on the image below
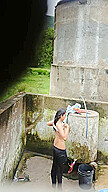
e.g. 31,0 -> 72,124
32,28 -> 54,68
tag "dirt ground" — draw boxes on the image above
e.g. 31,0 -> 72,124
9,155 -> 108,192
95,164 -> 108,191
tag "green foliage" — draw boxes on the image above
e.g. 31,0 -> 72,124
0,28 -> 53,101
34,28 -> 54,67
26,68 -> 50,76
0,68 -> 50,102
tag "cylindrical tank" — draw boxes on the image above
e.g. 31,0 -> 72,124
66,110 -> 99,162
50,0 -> 108,102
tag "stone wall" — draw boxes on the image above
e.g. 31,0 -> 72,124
0,93 -> 26,182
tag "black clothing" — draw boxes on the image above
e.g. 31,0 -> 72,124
51,146 -> 67,187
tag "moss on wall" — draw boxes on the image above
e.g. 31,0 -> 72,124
97,151 -> 108,164
66,141 -> 91,163
1,142 -> 24,182
26,133 -> 53,156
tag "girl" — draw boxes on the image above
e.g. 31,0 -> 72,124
47,108 -> 70,189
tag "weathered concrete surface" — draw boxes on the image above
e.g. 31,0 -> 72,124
0,92 -> 108,182
9,155 -> 108,192
98,117 -> 108,156
11,155 -> 95,192
0,155 -> 108,192
67,111 -> 99,162
50,65 -> 108,101
0,93 -> 26,182
50,0 -> 108,102
31,109 -> 99,162
25,93 -> 108,161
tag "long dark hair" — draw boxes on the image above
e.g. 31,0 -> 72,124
54,108 -> 66,126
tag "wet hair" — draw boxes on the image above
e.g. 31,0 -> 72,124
54,108 -> 66,126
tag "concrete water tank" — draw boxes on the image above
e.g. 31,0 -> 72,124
50,0 -> 108,102
66,110 -> 99,163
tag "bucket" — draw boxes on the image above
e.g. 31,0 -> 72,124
78,164 -> 94,190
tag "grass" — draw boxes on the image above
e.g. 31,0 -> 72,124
0,67 -> 50,102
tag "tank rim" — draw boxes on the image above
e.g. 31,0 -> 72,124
56,0 -> 78,7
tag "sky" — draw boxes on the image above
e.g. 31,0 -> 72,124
47,0 -> 60,16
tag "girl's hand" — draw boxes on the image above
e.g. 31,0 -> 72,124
47,120 -> 54,126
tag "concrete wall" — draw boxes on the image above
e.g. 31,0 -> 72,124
50,65 -> 108,101
50,0 -> 108,102
0,92 -> 108,182
0,93 -> 26,182
25,93 -> 108,162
